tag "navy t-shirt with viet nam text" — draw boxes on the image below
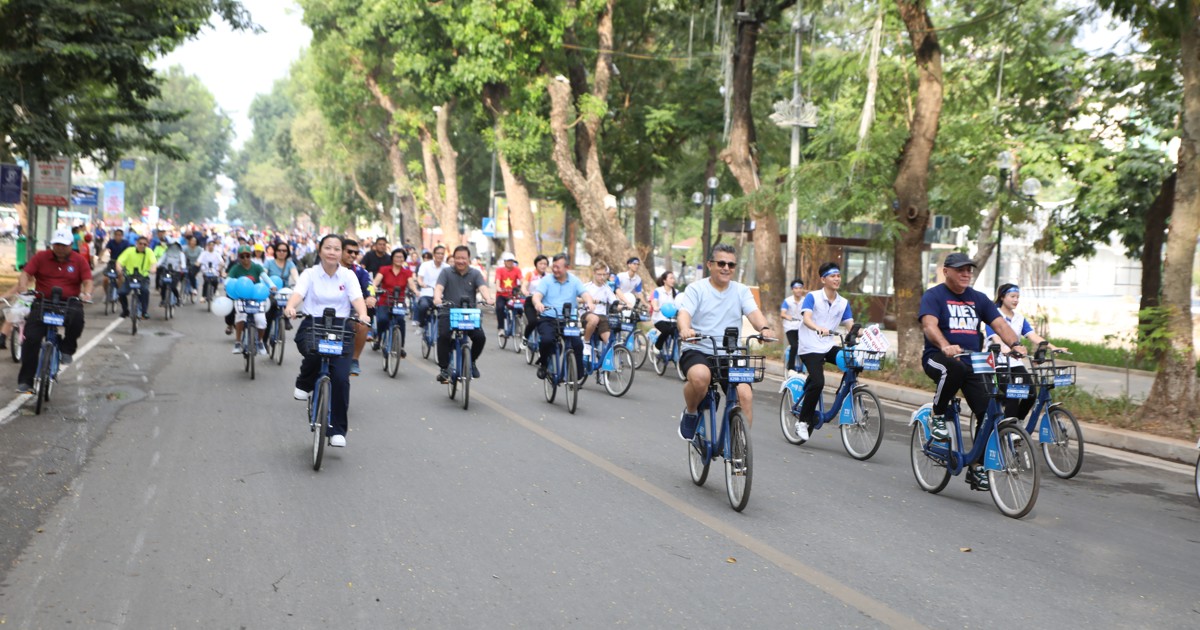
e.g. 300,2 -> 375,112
917,284 -> 1002,361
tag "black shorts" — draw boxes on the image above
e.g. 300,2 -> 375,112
681,349 -> 738,389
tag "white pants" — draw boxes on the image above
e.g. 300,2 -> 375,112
235,312 -> 267,329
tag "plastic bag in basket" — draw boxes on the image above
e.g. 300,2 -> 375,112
857,323 -> 890,353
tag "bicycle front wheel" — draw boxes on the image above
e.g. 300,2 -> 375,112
1041,407 -> 1084,479
910,423 -> 951,494
10,327 -> 21,363
603,347 -> 634,397
511,316 -> 524,353
421,325 -> 432,359
725,408 -> 752,512
689,417 -> 710,486
630,331 -> 648,369
1195,455 -> 1199,503
525,336 -> 537,365
461,350 -> 471,411
565,352 -> 579,414
312,377 -> 330,471
841,387 -> 885,461
779,387 -> 804,445
989,424 -> 1040,519
387,327 -> 402,378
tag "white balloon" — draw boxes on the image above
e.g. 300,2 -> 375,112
211,296 -> 234,317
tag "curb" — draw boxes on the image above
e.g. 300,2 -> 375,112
762,357 -> 1197,466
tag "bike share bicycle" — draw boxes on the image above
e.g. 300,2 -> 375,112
305,308 -> 358,471
29,288 -> 79,415
161,267 -> 179,320
909,345 -> 1041,518
201,262 -> 221,312
234,295 -> 269,380
648,304 -> 685,380
103,265 -> 120,316
380,287 -> 407,378
541,304 -> 584,414
778,331 -> 886,460
126,271 -> 149,335
443,301 -> 481,410
420,305 -> 438,361
498,294 -> 525,353
612,301 -> 650,370
267,285 -> 292,366
685,328 -> 770,512
574,305 -> 634,397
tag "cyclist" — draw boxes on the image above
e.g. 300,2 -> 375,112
676,243 -> 771,440
614,256 -> 645,307
101,227 -> 130,302
780,278 -> 807,376
581,261 -> 621,348
13,229 -> 92,392
494,252 -> 523,339
792,263 -> 854,442
339,239 -> 376,375
414,245 -> 449,330
157,239 -> 187,307
919,252 -> 1027,490
195,240 -> 225,302
432,245 -> 494,383
531,253 -> 596,380
182,235 -> 203,298
265,240 -> 300,331
372,248 -> 413,355
650,270 -> 679,353
116,235 -> 157,319
983,282 -> 1067,422
520,254 -> 549,347
283,234 -> 369,448
228,245 -> 271,356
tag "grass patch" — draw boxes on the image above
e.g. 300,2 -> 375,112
1044,335 -> 1200,376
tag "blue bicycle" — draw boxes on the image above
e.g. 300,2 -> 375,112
267,289 -> 292,366
380,288 -> 407,378
31,288 -> 78,415
102,267 -> 119,316
541,304 -> 583,414
124,271 -> 148,336
160,267 -> 179,320
778,333 -> 886,460
305,309 -> 357,471
648,318 -> 685,381
420,304 -> 438,361
909,346 -> 1041,518
686,329 -> 769,512
570,308 -> 635,397
498,295 -> 525,353
444,302 -> 481,410
612,302 -> 649,369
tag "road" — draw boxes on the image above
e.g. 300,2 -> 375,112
0,302 -> 1197,628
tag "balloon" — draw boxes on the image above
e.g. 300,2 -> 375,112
835,349 -> 850,371
660,303 -> 678,319
269,275 -> 283,289
236,277 -> 255,297
224,278 -> 240,300
211,296 -> 234,317
255,282 -> 271,301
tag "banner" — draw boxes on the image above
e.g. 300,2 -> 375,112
103,181 -> 125,227
493,195 -> 510,239
32,157 -> 71,207
71,185 -> 99,206
0,164 -> 22,205
536,199 -> 565,256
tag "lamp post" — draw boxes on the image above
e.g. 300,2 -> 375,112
693,176 -> 718,275
980,150 -> 1041,293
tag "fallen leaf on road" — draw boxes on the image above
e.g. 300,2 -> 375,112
959,547 -> 972,553
726,557 -> 737,564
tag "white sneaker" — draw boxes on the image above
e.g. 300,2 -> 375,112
796,421 -> 811,442
232,343 -> 243,354
293,388 -> 310,401
329,434 -> 346,447
786,369 -> 800,378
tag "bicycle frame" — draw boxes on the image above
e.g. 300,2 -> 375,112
544,306 -> 582,387
691,334 -> 763,466
781,366 -> 861,431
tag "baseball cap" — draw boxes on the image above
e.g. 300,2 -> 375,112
943,252 -> 976,269
51,228 -> 73,246
253,243 -> 265,252
501,252 -> 516,263
237,245 -> 252,255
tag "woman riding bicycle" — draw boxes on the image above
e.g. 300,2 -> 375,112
650,270 -> 679,353
283,234 -> 369,448
521,254 -> 549,347
372,248 -> 413,354
984,283 -> 1067,422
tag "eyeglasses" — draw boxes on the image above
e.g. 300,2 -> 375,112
710,260 -> 737,269
345,250 -> 360,255
239,254 -> 251,259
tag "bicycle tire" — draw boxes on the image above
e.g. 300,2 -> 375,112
988,424 -> 1040,519
34,342 -> 52,414
841,387 -> 885,461
725,408 -> 753,512
910,423 -> 951,494
525,336 -> 537,365
131,310 -> 138,335
245,326 -> 256,380
312,377 -> 330,471
274,322 -> 286,366
631,330 -> 648,369
1195,454 -> 1199,503
778,388 -> 805,445
204,283 -> 214,312
603,347 -> 635,397
10,325 -> 21,363
689,412 -> 710,486
565,352 -> 579,414
387,326 -> 401,378
652,345 -> 667,376
461,349 -> 471,410
675,345 -> 686,381
498,328 -> 509,350
421,324 -> 432,359
1041,407 -> 1084,479
511,315 -> 524,353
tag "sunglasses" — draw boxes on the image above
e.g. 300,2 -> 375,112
239,254 -> 251,259
710,260 -> 737,269
345,250 -> 360,255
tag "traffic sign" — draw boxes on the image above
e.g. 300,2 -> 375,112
482,217 -> 496,237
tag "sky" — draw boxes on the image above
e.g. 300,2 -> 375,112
153,0 -> 311,149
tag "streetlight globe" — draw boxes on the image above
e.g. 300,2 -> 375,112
996,150 -> 1015,171
706,177 -> 719,189
1021,177 -> 1042,198
691,192 -> 704,205
979,175 -> 999,196
720,193 -> 732,203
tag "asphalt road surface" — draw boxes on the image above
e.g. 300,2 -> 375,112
0,301 -> 1197,628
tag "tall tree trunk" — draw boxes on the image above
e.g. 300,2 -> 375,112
1142,12 -> 1200,429
482,83 -> 539,271
634,181 -> 655,277
417,126 -> 446,237
357,59 -> 422,247
1138,172 -> 1173,326
435,100 -> 461,246
891,0 -> 945,366
718,2 -> 783,334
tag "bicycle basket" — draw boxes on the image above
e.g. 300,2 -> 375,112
449,308 -> 481,330
995,370 -> 1033,399
606,311 -> 622,329
309,318 -> 356,356
235,299 -> 268,315
1032,364 -> 1076,388
840,347 -> 884,371
710,354 -> 766,384
37,298 -> 68,326
508,296 -> 525,310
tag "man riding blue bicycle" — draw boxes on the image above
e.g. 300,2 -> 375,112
676,244 -> 771,440
13,228 -> 92,393
919,252 -> 1026,490
433,245 -> 494,384
414,245 -> 449,330
531,253 -> 595,381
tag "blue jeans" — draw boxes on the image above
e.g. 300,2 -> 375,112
416,296 -> 435,327
376,306 -> 406,347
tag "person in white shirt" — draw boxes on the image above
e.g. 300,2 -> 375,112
414,245 -> 449,328
794,262 -> 854,441
780,278 -> 807,374
650,270 -> 679,352
614,257 -> 645,307
582,262 -> 622,345
283,234 -> 369,448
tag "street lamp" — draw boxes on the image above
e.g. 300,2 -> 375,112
980,150 -> 1041,293
693,176 -> 719,275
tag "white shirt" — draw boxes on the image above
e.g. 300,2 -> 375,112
294,265 -> 363,317
615,271 -> 643,296
583,281 -> 617,315
651,286 -> 677,323
196,250 -> 224,273
677,278 -> 760,355
781,295 -> 805,332
417,260 -> 449,298
797,290 -> 853,355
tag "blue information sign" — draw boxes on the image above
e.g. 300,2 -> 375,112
481,217 -> 496,237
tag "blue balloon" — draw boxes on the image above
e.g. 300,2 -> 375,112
236,277 -> 255,297
269,275 -> 283,289
835,349 -> 850,371
225,278 -> 241,300
660,303 -> 678,319
255,282 -> 271,301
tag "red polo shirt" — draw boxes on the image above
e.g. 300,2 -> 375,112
24,250 -> 92,299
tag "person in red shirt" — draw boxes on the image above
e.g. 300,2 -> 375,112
493,252 -> 523,338
372,248 -> 414,355
12,228 -> 93,392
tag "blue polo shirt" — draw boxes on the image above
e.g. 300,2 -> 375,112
534,273 -> 586,317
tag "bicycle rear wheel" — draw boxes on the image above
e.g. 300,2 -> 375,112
10,326 -> 21,363
603,347 -> 634,397
461,349 -> 472,410
989,424 -> 1040,519
725,409 -> 752,512
841,387 -> 885,461
274,323 -> 286,366
674,345 -> 686,381
910,424 -> 951,494
312,377 -> 330,471
778,388 -> 806,445
525,335 -> 537,365
565,353 -> 579,414
387,326 -> 402,378
1040,407 -> 1084,479
421,324 -> 432,359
